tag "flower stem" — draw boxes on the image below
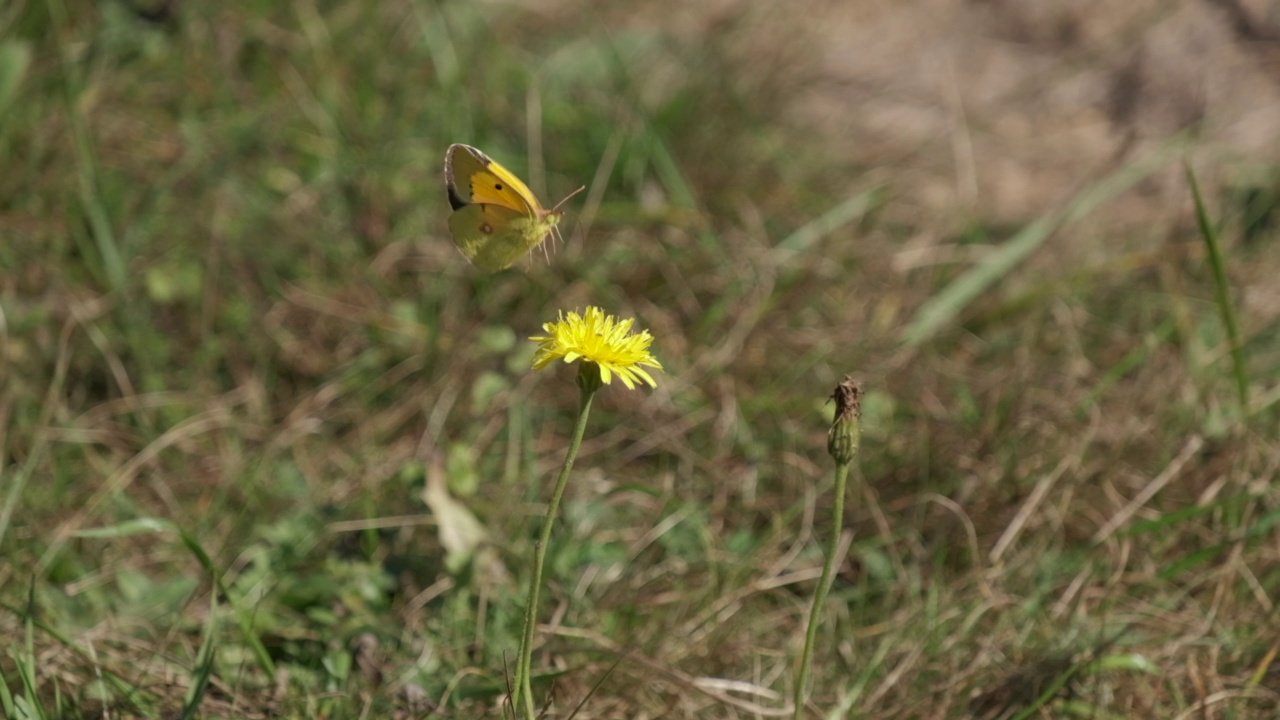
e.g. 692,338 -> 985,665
793,459 -> 850,719
793,377 -> 862,717
512,384 -> 597,719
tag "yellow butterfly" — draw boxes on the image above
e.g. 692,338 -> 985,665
444,143 -> 581,273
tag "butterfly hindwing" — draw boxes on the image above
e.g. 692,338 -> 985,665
448,203 -> 557,273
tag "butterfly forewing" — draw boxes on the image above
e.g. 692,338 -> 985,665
446,144 -> 545,215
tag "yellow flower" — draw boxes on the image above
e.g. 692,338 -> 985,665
531,307 -> 663,389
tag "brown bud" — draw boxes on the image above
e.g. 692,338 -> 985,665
827,376 -> 862,465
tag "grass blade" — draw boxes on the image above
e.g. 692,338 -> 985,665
0,40 -> 31,118
0,657 -> 14,719
19,583 -> 49,720
901,136 -> 1188,347
43,0 -> 125,290
75,518 -> 278,681
1185,162 -> 1249,415
180,589 -> 218,720
775,187 -> 885,263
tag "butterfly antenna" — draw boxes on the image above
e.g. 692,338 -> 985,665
552,185 -> 587,212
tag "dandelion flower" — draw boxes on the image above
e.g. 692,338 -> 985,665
514,307 -> 663,715
531,306 -> 663,389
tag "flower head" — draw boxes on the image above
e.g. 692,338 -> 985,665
531,307 -> 663,389
827,376 -> 862,465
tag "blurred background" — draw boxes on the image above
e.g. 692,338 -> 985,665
3,0 -> 1280,717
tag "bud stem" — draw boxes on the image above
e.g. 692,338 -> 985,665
794,378 -> 862,718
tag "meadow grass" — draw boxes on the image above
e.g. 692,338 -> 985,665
3,1 -> 1280,718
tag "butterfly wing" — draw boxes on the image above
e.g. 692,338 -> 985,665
445,144 -> 560,272
446,144 -> 545,214
448,202 -> 560,273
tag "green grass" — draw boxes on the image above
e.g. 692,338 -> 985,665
4,1 -> 1280,718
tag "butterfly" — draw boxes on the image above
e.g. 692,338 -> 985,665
444,143 -> 582,273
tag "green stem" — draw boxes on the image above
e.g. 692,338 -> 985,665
793,460 -> 850,719
512,384 -> 597,719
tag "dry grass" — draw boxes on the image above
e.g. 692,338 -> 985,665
3,0 -> 1280,718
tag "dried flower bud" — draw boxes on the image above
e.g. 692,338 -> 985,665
827,376 -> 862,465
